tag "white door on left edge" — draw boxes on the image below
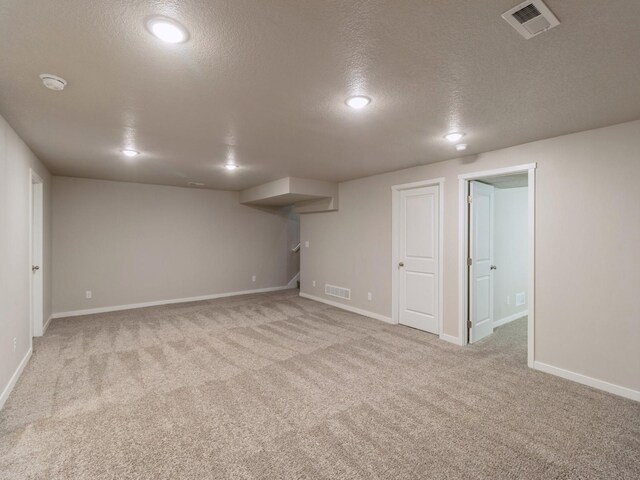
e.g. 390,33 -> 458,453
398,185 -> 439,334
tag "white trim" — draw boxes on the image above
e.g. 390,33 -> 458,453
28,171 -> 33,341
390,178 -> 445,191
534,361 -> 640,402
391,178 -> 445,338
29,169 -> 44,338
458,163 -> 537,367
42,315 -> 54,334
299,292 -> 394,324
458,163 -> 537,180
51,286 -> 291,319
0,347 -> 32,411
457,177 -> 467,347
493,310 -> 528,328
439,334 -> 462,345
286,272 -> 300,289
527,168 -> 536,368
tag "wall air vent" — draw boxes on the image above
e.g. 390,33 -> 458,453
502,0 -> 560,39
325,284 -> 351,300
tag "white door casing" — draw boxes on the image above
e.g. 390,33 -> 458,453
398,185 -> 439,333
30,170 -> 44,337
458,163 -> 535,364
469,181 -> 494,343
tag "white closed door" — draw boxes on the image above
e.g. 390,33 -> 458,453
469,181 -> 495,343
398,185 -> 439,334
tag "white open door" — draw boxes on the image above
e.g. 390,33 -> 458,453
398,185 -> 439,334
469,181 -> 494,343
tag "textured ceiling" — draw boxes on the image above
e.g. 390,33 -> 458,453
1,0 -> 639,190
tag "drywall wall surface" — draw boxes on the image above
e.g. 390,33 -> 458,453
493,187 -> 528,322
52,177 -> 292,313
301,120 -> 640,392
285,206 -> 300,284
0,114 -> 51,407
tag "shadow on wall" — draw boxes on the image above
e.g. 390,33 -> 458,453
245,203 -> 300,285
286,206 -> 300,283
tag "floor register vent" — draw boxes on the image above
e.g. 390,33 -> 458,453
325,284 -> 351,300
502,0 -> 560,39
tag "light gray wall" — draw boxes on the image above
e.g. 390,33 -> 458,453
52,177 -> 292,313
493,187 -> 528,322
285,206 -> 300,283
0,114 -> 51,404
301,120 -> 640,392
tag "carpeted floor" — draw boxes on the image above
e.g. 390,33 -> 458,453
1,290 -> 638,479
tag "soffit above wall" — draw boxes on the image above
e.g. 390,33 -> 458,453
240,177 -> 338,212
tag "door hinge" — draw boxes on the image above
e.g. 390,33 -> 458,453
467,320 -> 472,329
467,195 -> 473,204
467,258 -> 472,266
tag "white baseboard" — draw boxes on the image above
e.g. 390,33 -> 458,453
286,272 -> 300,289
41,315 -> 53,335
299,292 -> 395,324
534,361 -> 640,402
0,346 -> 32,411
493,309 -> 528,328
439,333 -> 463,346
300,293 -> 465,343
51,286 -> 291,319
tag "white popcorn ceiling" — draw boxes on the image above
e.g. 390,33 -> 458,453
0,0 -> 639,190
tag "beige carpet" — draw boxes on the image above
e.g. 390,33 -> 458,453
1,290 -> 638,479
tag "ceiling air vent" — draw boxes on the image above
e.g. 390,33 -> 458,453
502,0 -> 560,39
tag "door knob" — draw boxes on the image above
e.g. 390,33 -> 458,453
398,262 -> 405,267
490,265 -> 497,270
32,265 -> 40,272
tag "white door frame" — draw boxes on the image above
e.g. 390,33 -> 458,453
392,178 -> 444,336
29,169 -> 44,338
458,163 -> 536,367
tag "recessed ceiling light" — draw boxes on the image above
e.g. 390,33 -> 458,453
455,144 -> 468,151
145,16 -> 189,44
345,95 -> 372,109
224,163 -> 239,170
121,149 -> 140,157
39,74 -> 67,91
444,132 -> 465,143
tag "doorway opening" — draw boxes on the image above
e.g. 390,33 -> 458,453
286,206 -> 301,289
29,169 -> 44,337
392,178 -> 444,336
458,164 -> 535,367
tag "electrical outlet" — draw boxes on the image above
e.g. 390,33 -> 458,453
312,280 -> 316,287
516,292 -> 526,306
13,337 -> 17,352
252,275 -> 256,282
86,290 -> 92,299
305,241 -> 309,248
367,292 -> 372,301
507,295 -> 510,305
